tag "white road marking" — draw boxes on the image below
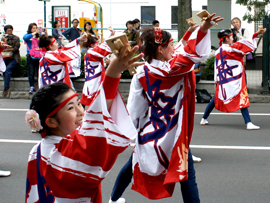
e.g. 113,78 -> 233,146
1,108 -> 270,116
1,139 -> 269,150
0,139 -> 40,144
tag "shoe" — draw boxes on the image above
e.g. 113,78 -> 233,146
108,197 -> 126,203
192,155 -> 202,163
29,86 -> 35,94
247,122 -> 260,130
2,87 -> 10,96
200,118 -> 209,125
0,170 -> 11,177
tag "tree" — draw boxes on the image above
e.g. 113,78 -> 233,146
236,0 -> 270,23
178,0 -> 192,40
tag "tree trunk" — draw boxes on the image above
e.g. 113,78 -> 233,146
178,0 -> 192,40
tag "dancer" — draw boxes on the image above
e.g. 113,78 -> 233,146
37,34 -> 87,89
200,28 -> 266,129
25,44 -> 144,202
80,32 -> 115,106
109,13 -> 223,203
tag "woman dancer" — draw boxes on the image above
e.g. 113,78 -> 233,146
37,34 -> 87,89
200,28 -> 266,130
109,13 -> 223,203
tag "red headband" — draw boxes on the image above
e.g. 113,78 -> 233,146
41,93 -> 79,138
42,39 -> 56,51
219,34 -> 233,46
161,38 -> 173,46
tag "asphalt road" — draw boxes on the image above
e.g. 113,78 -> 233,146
0,99 -> 269,203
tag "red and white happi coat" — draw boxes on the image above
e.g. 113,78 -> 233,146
214,36 -> 257,112
25,86 -> 137,203
80,42 -> 112,106
128,28 -> 211,199
0,47 -> 6,73
38,39 -> 81,89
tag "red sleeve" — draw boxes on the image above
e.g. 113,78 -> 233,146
182,30 -> 192,41
252,33 -> 258,39
196,29 -> 207,45
103,75 -> 121,99
0,47 -> 4,53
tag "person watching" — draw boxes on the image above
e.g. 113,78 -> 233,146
52,20 -> 64,47
123,20 -> 138,47
62,19 -> 81,42
231,17 -> 250,41
133,18 -> 141,30
1,24 -> 21,97
152,20 -> 160,28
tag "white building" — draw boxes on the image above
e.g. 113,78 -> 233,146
0,0 -> 264,52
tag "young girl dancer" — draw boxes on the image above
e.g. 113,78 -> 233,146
80,33 -> 115,106
109,14 -> 223,203
200,28 -> 266,130
25,44 -> 144,203
37,34 -> 87,89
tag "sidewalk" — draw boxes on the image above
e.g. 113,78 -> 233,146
0,71 -> 269,103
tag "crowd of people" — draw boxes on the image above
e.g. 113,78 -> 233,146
0,12 -> 266,203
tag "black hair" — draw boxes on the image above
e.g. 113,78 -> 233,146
72,18 -> 79,23
4,25 -> 13,32
152,20 -> 159,26
133,18 -> 140,23
217,29 -> 233,43
38,34 -> 55,50
140,28 -> 171,63
84,21 -> 95,35
53,20 -> 60,28
30,83 -> 73,134
27,23 -> 39,37
82,34 -> 98,48
126,20 -> 134,28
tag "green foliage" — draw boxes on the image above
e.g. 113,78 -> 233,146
12,56 -> 28,77
236,0 -> 270,23
203,55 -> 215,80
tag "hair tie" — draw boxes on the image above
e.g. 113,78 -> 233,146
25,110 -> 43,132
154,27 -> 163,44
219,34 -> 233,46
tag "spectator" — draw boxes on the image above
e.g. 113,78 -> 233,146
231,17 -> 250,41
123,20 -> 138,47
133,18 -> 140,30
1,25 -> 21,97
81,21 -> 96,53
52,20 -> 63,47
23,23 -> 46,93
152,20 -> 160,28
62,18 -> 81,42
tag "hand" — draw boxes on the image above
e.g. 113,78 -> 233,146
106,44 -> 144,78
188,23 -> 199,33
78,34 -> 88,43
0,42 -> 10,48
256,28 -> 267,35
128,41 -> 132,45
58,37 -> 63,40
105,58 -> 110,65
109,30 -> 116,37
200,13 -> 224,33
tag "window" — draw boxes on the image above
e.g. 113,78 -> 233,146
171,6 -> 178,29
141,6 -> 155,28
